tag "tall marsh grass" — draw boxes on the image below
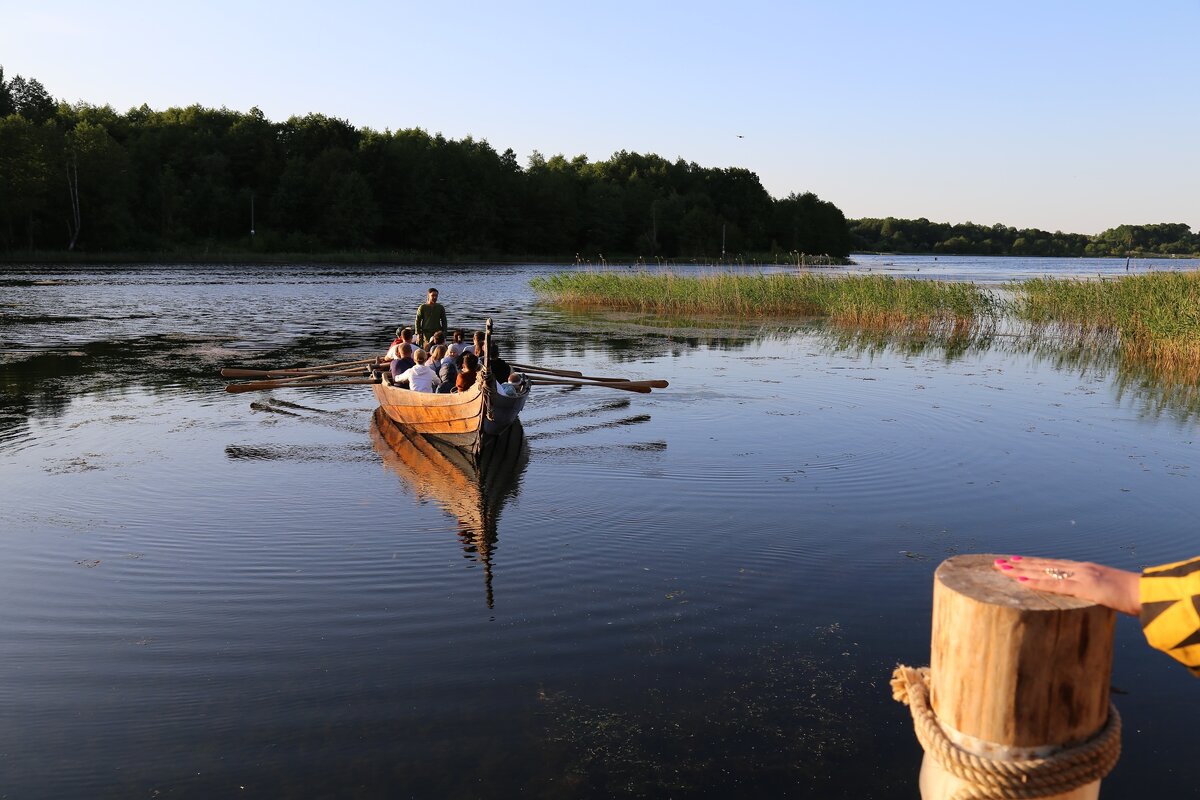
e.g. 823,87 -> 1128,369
530,272 -> 998,328
1016,272 -> 1200,380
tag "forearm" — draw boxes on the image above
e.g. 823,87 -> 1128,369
994,555 -> 1200,676
1140,557 -> 1200,676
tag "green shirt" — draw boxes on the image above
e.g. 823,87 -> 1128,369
415,302 -> 447,338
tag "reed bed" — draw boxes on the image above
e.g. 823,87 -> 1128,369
1015,272 -> 1200,380
530,272 -> 997,327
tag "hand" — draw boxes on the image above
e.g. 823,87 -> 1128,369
992,556 -> 1141,617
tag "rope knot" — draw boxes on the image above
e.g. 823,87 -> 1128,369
890,664 -> 1121,800
890,664 -> 929,706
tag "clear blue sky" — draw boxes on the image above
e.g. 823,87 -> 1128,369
3,0 -> 1196,234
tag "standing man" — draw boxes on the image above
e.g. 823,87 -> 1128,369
415,287 -> 448,349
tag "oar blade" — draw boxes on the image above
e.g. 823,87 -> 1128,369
528,379 -> 652,394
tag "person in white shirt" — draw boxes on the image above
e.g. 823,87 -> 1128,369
446,329 -> 469,358
386,328 -> 424,362
461,331 -> 484,358
496,372 -> 525,396
394,349 -> 441,393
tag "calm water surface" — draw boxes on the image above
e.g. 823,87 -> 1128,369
1,259 -> 1197,798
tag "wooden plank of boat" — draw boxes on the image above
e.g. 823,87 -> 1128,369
372,377 -> 486,450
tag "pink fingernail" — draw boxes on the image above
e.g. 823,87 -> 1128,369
1017,576 -> 1029,582
994,558 -> 1007,564
1011,556 -> 1023,561
1001,564 -> 1014,570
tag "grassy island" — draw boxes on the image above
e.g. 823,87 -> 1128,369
530,271 -> 997,326
533,269 -> 1200,380
1015,271 -> 1200,379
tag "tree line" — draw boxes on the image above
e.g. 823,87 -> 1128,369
0,67 -> 851,259
850,217 -> 1199,258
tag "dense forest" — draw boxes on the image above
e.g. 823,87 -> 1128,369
3,68 -> 1193,262
849,218 -> 1199,258
0,68 -> 850,260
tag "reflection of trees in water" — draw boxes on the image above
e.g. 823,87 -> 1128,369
1,335 -> 249,445
1,339 -> 205,439
527,309 -> 1200,421
0,332 -> 375,435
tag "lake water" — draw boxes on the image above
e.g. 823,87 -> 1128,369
2,257 -> 1198,798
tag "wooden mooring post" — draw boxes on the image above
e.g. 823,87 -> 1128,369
893,554 -> 1121,799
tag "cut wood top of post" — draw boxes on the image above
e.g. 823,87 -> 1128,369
936,554 -> 1095,610
930,552 -> 1115,752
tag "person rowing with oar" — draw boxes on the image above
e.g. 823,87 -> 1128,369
388,344 -> 417,384
385,327 -> 423,361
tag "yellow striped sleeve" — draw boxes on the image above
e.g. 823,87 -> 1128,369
1140,556 -> 1200,677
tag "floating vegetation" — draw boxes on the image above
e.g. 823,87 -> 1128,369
531,271 -> 998,327
536,638 -> 876,796
1015,272 -> 1200,382
44,456 -> 104,474
223,443 -> 374,462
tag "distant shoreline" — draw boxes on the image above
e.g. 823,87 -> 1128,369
851,251 -> 1199,260
0,251 -> 1193,268
0,251 -> 852,268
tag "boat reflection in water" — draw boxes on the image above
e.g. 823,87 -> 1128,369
369,408 -> 529,608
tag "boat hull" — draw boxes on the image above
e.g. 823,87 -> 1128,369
372,377 -> 528,453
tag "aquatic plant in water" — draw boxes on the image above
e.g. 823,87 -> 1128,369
530,271 -> 998,327
1015,271 -> 1200,382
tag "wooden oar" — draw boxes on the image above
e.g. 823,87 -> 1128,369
527,374 -> 669,389
226,372 -> 342,389
602,377 -> 668,388
511,362 -> 585,378
278,357 -> 378,371
226,378 -> 377,394
220,366 -> 366,379
512,362 -> 668,387
528,379 -> 652,394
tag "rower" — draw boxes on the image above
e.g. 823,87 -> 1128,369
393,349 -> 441,393
386,328 -> 423,361
389,344 -> 416,383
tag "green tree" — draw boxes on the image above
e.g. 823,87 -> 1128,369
322,170 -> 378,248
9,74 -> 56,123
62,120 -> 133,250
0,67 -> 14,117
0,115 -> 53,249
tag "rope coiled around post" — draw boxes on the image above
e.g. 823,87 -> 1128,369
890,665 -> 1121,799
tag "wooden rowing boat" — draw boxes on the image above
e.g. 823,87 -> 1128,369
369,409 -> 528,608
371,370 -> 528,453
370,319 -> 529,455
